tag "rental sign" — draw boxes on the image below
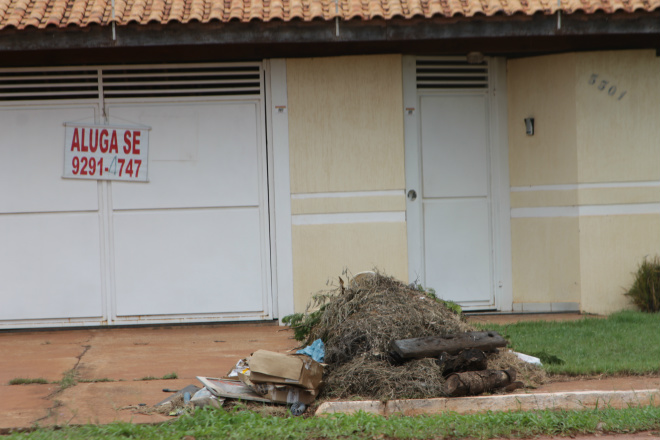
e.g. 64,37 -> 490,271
63,122 -> 150,182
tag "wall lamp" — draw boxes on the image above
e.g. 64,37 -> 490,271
524,117 -> 535,136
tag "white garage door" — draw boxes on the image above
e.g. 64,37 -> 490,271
0,63 -> 273,329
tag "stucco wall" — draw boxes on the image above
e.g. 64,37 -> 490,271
286,55 -> 408,312
508,50 -> 660,314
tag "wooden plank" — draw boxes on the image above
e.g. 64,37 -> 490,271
390,331 -> 507,360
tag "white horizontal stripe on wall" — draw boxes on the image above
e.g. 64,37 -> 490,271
512,203 -> 660,218
292,211 -> 406,225
511,181 -> 660,192
291,190 -> 405,199
511,207 -> 579,218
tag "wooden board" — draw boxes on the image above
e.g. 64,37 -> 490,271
390,331 -> 507,360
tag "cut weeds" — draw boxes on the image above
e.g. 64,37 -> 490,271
6,404 -> 660,439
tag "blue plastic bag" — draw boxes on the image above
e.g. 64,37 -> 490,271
296,338 -> 325,363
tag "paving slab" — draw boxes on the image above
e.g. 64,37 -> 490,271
43,381 -> 185,426
0,385 -> 58,430
0,329 -> 92,384
0,323 -> 298,430
76,325 -> 292,381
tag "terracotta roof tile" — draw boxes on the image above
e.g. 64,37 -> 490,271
0,0 -> 659,29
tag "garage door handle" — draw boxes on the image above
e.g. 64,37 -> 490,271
407,189 -> 417,201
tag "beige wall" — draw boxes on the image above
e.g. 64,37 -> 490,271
287,55 -> 405,194
508,50 -> 660,315
287,55 -> 408,312
508,53 -> 578,187
579,215 -> 660,314
576,52 -> 660,183
291,223 -> 409,312
511,217 -> 581,304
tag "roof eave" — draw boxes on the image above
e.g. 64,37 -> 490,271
1,12 -> 659,66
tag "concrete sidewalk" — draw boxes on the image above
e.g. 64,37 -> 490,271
0,322 -> 297,430
1,316 -> 658,431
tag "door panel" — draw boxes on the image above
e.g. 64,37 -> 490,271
421,95 -> 489,199
423,199 -> 492,304
419,93 -> 494,307
108,102 -> 261,210
0,107 -> 99,214
0,212 -> 104,320
113,208 -> 265,316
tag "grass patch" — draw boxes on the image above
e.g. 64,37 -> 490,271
137,372 -> 178,381
626,255 -> 660,312
8,378 -> 49,385
78,378 -> 115,383
58,369 -> 78,390
476,310 -> 660,375
6,404 -> 660,439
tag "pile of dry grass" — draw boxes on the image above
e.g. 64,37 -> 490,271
297,271 -> 545,400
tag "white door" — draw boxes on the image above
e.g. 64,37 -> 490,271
405,57 -> 511,311
420,94 -> 494,307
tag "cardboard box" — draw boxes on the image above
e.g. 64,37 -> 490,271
262,384 -> 317,405
248,350 -> 324,390
196,376 -> 271,403
238,371 -> 319,405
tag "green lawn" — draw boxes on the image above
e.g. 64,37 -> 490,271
6,405 -> 660,440
478,310 -> 660,375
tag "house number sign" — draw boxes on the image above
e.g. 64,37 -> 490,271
588,74 -> 627,101
63,122 -> 150,182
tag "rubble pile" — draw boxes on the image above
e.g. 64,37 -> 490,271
294,272 -> 545,400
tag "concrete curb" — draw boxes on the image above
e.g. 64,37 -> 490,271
315,389 -> 660,417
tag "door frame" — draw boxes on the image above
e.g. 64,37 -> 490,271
402,55 -> 513,312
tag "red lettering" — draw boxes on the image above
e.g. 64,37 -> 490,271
109,131 -> 118,154
71,128 -> 80,151
132,131 -> 141,155
134,159 -> 142,177
89,129 -> 99,153
81,128 -> 89,152
100,129 -> 109,153
123,131 -> 131,154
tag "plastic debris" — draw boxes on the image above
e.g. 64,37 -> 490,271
226,358 -> 249,378
191,387 -> 223,408
513,352 -> 543,366
296,338 -> 325,363
155,384 -> 200,408
289,402 -> 307,416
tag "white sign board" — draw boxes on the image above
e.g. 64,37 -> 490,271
63,123 -> 150,182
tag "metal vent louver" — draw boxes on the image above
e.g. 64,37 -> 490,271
0,68 -> 100,101
0,63 -> 262,102
101,63 -> 262,99
416,57 -> 488,90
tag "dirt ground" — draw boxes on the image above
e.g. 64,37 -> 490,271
0,314 -> 658,435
